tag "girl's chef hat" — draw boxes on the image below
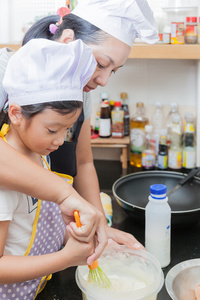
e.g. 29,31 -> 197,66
2,39 -> 97,107
72,0 -> 159,47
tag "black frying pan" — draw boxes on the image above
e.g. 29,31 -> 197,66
112,169 -> 200,228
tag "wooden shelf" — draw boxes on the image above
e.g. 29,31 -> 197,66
129,43 -> 200,60
1,43 -> 200,60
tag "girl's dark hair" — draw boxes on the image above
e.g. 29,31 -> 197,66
0,101 -> 82,128
21,100 -> 82,118
22,14 -> 107,46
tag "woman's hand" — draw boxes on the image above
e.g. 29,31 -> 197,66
105,226 -> 145,250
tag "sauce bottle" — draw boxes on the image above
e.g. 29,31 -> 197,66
99,101 -> 111,138
182,113 -> 196,170
130,102 -> 149,168
120,92 -> 130,136
168,114 -> 182,170
111,101 -> 124,138
157,129 -> 168,170
142,125 -> 156,170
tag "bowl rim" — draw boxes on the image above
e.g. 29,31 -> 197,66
75,245 -> 164,299
165,258 -> 200,300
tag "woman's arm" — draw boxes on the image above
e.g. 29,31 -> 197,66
0,221 -> 94,284
74,118 -> 144,250
0,139 -> 107,263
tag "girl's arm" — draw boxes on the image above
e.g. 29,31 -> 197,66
0,221 -> 94,284
0,139 -> 107,263
74,118 -> 144,250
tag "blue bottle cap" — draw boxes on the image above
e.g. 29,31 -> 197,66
150,184 -> 167,199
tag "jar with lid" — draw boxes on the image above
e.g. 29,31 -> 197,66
185,17 -> 198,44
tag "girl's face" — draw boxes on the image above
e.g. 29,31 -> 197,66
8,106 -> 81,156
83,36 -> 131,92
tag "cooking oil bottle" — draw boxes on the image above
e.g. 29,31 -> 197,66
130,102 -> 149,167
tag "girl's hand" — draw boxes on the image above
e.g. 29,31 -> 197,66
59,191 -> 107,265
61,235 -> 95,267
105,226 -> 145,250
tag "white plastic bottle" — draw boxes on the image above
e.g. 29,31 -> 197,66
145,184 -> 171,268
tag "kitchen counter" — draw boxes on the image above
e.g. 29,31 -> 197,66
37,195 -> 200,300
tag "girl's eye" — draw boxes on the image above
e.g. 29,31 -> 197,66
48,129 -> 57,134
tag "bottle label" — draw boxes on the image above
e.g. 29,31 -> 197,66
130,128 -> 145,154
111,110 -> 124,137
182,149 -> 196,168
99,118 -> 111,137
168,150 -> 182,169
158,155 -> 168,169
142,150 -> 155,168
184,123 -> 194,133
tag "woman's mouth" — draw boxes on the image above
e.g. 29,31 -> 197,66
84,85 -> 93,93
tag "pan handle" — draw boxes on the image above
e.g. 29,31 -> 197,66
179,167 -> 200,186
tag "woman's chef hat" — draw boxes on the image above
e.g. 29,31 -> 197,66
2,38 -> 97,107
72,0 -> 159,46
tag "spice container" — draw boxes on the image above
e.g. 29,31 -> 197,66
171,22 -> 185,44
185,17 -> 198,44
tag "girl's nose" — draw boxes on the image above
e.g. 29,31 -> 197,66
52,136 -> 65,147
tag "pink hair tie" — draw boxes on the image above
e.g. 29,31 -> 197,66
49,24 -> 58,34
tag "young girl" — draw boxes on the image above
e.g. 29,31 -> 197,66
0,38 -> 97,300
0,0 -> 158,259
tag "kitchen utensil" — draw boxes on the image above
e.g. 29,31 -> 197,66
74,210 -> 111,289
75,244 -> 164,300
165,258 -> 200,300
167,167 -> 200,197
112,170 -> 200,228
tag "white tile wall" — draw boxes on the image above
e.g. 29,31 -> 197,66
0,0 -> 66,43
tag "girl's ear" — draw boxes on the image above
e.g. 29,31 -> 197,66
8,103 -> 22,125
59,29 -> 75,44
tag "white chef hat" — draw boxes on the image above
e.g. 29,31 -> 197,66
2,38 -> 97,107
71,0 -> 159,47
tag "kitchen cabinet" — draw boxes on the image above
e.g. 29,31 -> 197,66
2,43 -> 200,165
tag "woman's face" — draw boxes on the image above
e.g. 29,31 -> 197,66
84,36 -> 131,92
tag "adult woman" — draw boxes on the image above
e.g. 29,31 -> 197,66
0,0 -> 159,260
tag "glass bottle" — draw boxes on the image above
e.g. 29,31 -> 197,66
142,125 -> 156,170
130,102 -> 149,168
94,92 -> 109,135
111,101 -> 124,138
168,114 -> 182,170
99,101 -> 111,138
166,102 -> 182,148
182,113 -> 196,170
157,129 -> 168,170
120,92 -> 130,136
151,101 -> 165,164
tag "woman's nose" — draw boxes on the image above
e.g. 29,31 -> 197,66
95,72 -> 111,87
